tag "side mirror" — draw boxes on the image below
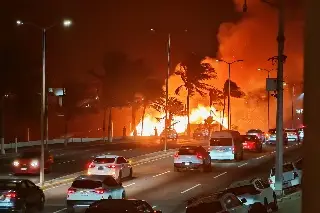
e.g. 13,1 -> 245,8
241,198 -> 247,203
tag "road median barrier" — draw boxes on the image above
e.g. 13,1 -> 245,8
38,149 -> 176,191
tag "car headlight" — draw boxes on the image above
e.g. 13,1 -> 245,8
13,160 -> 19,167
30,160 -> 39,167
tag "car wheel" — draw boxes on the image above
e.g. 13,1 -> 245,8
128,168 -> 133,178
66,206 -> 75,213
174,167 -> 180,172
108,196 -> 112,199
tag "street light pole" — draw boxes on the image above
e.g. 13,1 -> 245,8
216,59 -> 244,130
291,84 -> 295,129
164,33 -> 171,152
0,96 -> 5,155
16,19 -> 72,186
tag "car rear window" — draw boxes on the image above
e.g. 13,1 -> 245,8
93,158 -> 115,164
210,138 -> 233,146
0,181 -> 18,190
271,164 -> 295,176
227,185 -> 259,195
178,148 -> 197,155
187,201 -> 223,213
248,129 -> 262,133
71,180 -> 102,189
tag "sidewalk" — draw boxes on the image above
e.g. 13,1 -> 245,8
277,190 -> 301,213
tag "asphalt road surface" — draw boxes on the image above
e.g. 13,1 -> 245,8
0,139 -> 206,184
40,142 -> 301,213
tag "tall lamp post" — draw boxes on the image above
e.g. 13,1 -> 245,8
216,59 -> 243,130
257,68 -> 276,131
16,19 -> 72,186
150,28 -> 187,151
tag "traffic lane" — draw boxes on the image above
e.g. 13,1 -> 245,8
152,146 -> 302,213
0,146 -> 175,184
41,141 -> 280,212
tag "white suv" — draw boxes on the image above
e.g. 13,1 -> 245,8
268,163 -> 300,190
87,155 -> 132,182
174,145 -> 212,172
66,175 -> 125,213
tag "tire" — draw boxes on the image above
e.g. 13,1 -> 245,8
108,196 -> 112,199
128,168 -> 133,178
117,171 -> 122,183
174,167 -> 180,172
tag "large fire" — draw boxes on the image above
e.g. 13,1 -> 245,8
134,105 -> 228,136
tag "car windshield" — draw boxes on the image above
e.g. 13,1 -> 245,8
210,138 -> 233,146
271,164 -> 295,176
178,148 -> 197,155
20,151 -> 41,158
93,158 -> 115,164
0,181 -> 18,190
227,185 -> 259,195
71,180 -> 102,189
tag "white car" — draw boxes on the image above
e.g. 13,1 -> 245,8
173,145 -> 212,172
186,191 -> 249,213
66,175 -> 125,213
227,178 -> 278,211
268,163 -> 300,190
88,155 -> 133,182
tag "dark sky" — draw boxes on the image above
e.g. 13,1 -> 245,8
1,0 -> 241,86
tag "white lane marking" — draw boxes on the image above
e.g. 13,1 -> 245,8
181,184 -> 201,194
213,172 -> 227,179
152,205 -> 157,208
53,208 -> 67,213
238,162 -> 248,168
123,150 -> 127,152
285,146 -> 288,149
256,155 -> 266,160
123,182 -> 136,188
153,171 -> 170,178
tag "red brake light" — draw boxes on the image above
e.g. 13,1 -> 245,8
5,192 -> 16,198
68,188 -> 76,194
196,153 -> 203,159
94,189 -> 105,194
174,153 -> 179,158
107,165 -> 116,168
232,147 -> 235,154
89,163 -> 95,168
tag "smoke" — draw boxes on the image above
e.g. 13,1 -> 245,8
169,0 -> 303,133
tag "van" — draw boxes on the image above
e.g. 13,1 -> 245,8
209,130 -> 244,161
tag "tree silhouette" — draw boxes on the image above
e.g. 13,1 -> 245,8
152,96 -> 186,129
222,80 -> 245,128
175,52 -> 216,137
90,51 -> 152,141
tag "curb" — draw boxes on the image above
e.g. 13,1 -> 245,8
37,149 -> 175,190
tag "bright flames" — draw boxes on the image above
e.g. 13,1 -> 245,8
133,105 -> 228,136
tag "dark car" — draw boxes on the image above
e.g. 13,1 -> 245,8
85,199 -> 162,213
246,129 -> 265,142
0,179 -> 45,212
12,150 -> 54,175
160,128 -> 178,142
241,135 -> 263,152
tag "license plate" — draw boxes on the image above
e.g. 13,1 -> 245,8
185,162 -> 190,166
21,168 -> 27,171
98,166 -> 104,170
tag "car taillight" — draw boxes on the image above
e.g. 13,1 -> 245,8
174,153 -> 179,158
94,189 -> 105,194
89,163 -> 95,168
68,188 -> 76,194
107,165 -> 116,168
232,147 -> 235,154
5,192 -> 17,198
268,178 -> 273,184
196,153 -> 203,159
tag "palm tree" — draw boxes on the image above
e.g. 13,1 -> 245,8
151,96 -> 186,129
175,52 -> 217,137
222,80 -> 245,128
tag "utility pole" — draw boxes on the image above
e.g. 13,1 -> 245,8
0,96 -> 5,155
164,33 -> 171,151
291,84 -> 295,129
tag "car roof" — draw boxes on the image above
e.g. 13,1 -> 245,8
74,175 -> 113,182
95,155 -> 119,159
211,130 -> 241,138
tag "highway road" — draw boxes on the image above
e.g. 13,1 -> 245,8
41,142 -> 302,213
0,139 -> 205,183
